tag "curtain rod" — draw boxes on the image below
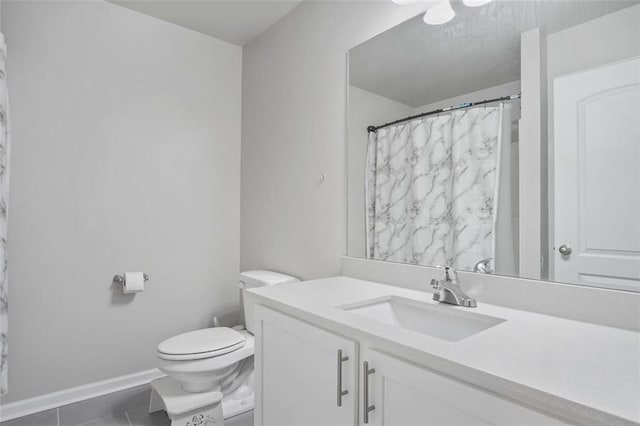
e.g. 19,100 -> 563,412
367,93 -> 521,133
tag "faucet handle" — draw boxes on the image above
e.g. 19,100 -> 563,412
444,266 -> 458,282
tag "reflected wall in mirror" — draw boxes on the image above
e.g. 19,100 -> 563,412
347,0 -> 640,292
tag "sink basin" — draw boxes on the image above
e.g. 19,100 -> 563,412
339,296 -> 505,342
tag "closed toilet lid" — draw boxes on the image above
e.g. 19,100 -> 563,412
158,327 -> 246,361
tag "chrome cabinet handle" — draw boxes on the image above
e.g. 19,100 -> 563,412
363,361 -> 375,424
336,349 -> 349,407
559,244 -> 572,255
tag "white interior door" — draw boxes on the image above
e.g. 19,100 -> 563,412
553,57 -> 640,290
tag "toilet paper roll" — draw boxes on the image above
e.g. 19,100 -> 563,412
123,272 -> 145,294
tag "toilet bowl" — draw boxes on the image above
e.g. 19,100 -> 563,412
157,327 -> 254,393
155,270 -> 299,418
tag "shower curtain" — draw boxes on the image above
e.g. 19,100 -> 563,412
366,104 -> 504,271
0,32 -> 10,395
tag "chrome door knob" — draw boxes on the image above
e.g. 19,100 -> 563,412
558,244 -> 572,255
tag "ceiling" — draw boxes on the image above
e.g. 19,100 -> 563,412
111,0 -> 303,46
349,0 -> 638,108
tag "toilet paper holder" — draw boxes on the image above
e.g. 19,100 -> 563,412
113,273 -> 150,283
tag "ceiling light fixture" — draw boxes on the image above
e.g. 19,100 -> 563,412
392,0 -> 493,26
423,0 -> 455,25
462,0 -> 493,7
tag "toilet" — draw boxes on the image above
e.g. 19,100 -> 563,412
149,270 -> 299,423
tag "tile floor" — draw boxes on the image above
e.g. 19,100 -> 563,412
0,385 -> 253,426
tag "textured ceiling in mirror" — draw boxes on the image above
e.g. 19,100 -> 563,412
349,0 -> 636,107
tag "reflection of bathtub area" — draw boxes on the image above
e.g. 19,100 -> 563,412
349,81 -> 520,276
412,90 -> 522,280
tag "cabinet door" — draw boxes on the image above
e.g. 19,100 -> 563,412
255,305 -> 358,426
361,348 -> 570,426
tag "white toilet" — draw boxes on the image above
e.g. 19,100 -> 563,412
151,270 -> 299,422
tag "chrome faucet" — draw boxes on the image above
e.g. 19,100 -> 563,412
473,258 -> 493,274
430,266 -> 477,308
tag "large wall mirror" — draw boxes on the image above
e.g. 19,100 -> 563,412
347,0 -> 640,292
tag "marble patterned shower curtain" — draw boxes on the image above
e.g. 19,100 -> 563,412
0,33 -> 10,395
366,104 -> 504,271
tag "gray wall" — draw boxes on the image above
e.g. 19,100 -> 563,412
241,0 -> 432,280
2,0 -> 241,402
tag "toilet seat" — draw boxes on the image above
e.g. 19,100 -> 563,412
158,327 -> 246,361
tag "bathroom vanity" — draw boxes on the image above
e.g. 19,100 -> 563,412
247,277 -> 640,426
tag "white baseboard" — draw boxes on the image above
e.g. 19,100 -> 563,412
0,368 -> 166,422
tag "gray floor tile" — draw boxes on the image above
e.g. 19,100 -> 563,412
225,410 -> 253,426
59,386 -> 150,426
77,412 -> 129,426
125,407 -> 169,426
0,409 -> 58,426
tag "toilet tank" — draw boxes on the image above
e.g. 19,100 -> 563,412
239,270 -> 299,333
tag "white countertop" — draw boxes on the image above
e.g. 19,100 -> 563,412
248,276 -> 640,426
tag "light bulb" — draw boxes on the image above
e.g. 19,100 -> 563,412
462,0 -> 493,7
423,0 -> 455,25
392,0 -> 418,4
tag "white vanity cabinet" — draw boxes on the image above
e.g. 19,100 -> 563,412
254,306 -> 358,426
360,348 -> 570,426
254,305 -> 571,426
